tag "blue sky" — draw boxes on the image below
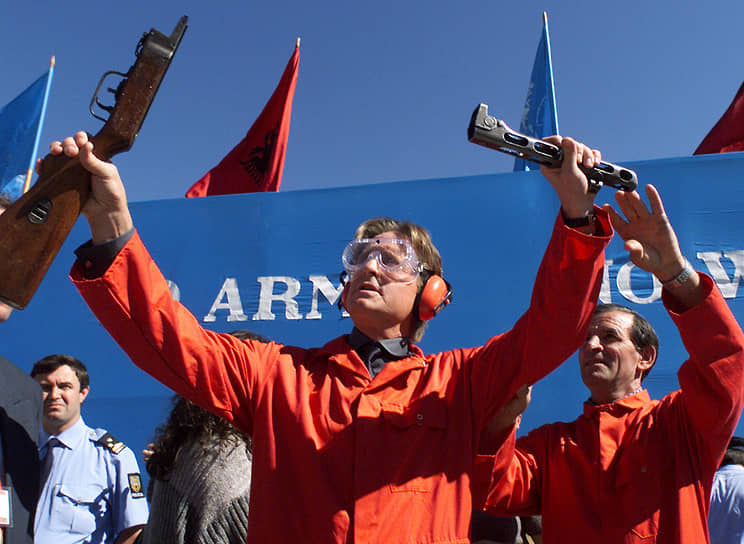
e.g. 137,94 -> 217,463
2,1 -> 743,202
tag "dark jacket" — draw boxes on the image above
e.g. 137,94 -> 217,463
0,356 -> 41,543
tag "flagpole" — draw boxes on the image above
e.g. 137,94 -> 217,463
543,12 -> 559,135
23,56 -> 55,194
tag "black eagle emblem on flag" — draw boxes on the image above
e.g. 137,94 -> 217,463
240,127 -> 278,186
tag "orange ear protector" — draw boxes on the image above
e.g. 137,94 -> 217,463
415,270 -> 453,321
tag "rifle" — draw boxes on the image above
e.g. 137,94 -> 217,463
467,103 -> 638,192
0,16 -> 187,310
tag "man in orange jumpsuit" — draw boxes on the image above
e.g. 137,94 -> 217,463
55,131 -> 610,543
478,185 -> 744,543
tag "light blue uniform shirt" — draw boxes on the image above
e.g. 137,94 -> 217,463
709,464 -> 744,544
34,417 -> 148,543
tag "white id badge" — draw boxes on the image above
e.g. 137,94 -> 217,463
0,487 -> 11,526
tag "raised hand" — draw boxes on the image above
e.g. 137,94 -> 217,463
603,184 -> 703,307
540,136 -> 602,219
48,132 -> 133,244
603,184 -> 684,279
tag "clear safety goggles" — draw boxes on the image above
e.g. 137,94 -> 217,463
342,237 -> 422,283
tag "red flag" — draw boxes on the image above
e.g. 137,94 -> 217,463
186,41 -> 299,197
694,81 -> 744,155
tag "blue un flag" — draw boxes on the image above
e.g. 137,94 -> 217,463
0,65 -> 54,201
514,13 -> 559,172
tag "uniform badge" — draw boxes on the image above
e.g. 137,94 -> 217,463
128,473 -> 145,499
96,432 -> 125,454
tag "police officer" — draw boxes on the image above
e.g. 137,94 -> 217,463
31,354 -> 148,544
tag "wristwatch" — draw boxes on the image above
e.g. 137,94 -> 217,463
662,259 -> 693,288
562,212 -> 596,228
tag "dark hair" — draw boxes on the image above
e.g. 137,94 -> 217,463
146,395 -> 252,480
146,330 -> 263,480
31,354 -> 90,390
228,329 -> 269,342
0,194 -> 11,210
721,448 -> 744,468
593,304 -> 659,380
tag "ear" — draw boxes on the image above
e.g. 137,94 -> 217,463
637,345 -> 657,373
79,386 -> 90,404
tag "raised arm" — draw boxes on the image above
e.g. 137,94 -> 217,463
606,184 -> 744,469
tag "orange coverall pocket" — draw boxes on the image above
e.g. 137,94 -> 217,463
380,398 -> 448,493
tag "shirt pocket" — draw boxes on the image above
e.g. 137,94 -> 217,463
380,397 -> 448,493
53,483 -> 110,536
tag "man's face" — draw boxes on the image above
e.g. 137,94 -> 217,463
343,231 -> 420,339
34,364 -> 89,435
578,311 -> 650,403
0,205 -> 11,322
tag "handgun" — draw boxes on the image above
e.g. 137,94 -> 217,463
467,103 -> 638,192
0,16 -> 188,309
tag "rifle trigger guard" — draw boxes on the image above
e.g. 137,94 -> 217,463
90,70 -> 127,123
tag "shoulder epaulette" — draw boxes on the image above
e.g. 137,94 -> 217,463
96,432 -> 126,454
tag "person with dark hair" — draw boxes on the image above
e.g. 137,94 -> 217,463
138,396 -> 252,544
709,436 -> 744,543
55,130 -> 611,543
31,354 -> 149,544
477,185 -> 744,543
137,330 -> 263,544
0,195 -> 41,544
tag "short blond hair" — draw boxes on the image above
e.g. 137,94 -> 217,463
354,217 -> 443,342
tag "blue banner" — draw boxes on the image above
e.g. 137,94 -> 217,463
0,66 -> 53,201
515,13 -> 559,172
4,152 -> 744,481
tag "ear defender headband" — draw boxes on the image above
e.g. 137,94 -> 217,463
415,269 -> 453,321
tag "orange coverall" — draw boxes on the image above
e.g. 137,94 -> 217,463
71,212 -> 610,543
478,275 -> 744,543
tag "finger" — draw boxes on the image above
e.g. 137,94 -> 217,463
73,131 -> 90,148
61,136 -> 80,158
561,137 -> 581,166
49,140 -> 63,154
78,141 -> 114,178
591,148 -> 601,167
645,184 -> 666,217
539,135 -> 564,175
578,143 -> 595,169
624,239 -> 646,264
614,189 -> 646,221
603,203 -> 630,238
541,135 -> 563,147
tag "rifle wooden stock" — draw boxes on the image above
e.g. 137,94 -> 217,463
0,16 -> 187,310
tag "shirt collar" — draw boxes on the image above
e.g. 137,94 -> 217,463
347,327 -> 411,360
583,389 -> 651,417
39,416 -> 87,451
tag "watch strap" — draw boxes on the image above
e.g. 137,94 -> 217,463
661,259 -> 694,288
